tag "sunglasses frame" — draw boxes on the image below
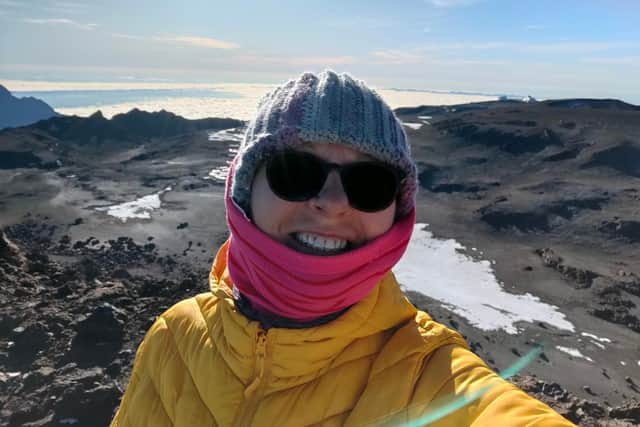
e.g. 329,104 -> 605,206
265,150 -> 405,213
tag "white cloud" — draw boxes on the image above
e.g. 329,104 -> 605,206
204,52 -> 356,67
369,47 -> 511,65
45,1 -> 89,14
371,50 -> 425,64
152,35 -> 239,49
23,18 -> 97,30
288,56 -> 356,66
111,33 -> 143,40
525,24 -> 546,31
111,33 -> 239,49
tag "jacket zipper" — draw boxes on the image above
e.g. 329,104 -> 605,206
232,328 -> 270,427
244,332 -> 267,397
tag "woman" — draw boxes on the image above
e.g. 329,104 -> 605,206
111,71 -> 574,426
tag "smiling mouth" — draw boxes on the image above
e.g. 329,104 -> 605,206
291,232 -> 351,255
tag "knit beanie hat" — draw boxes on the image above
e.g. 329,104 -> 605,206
230,70 -> 418,217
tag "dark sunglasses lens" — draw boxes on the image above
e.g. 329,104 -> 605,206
342,163 -> 399,212
266,152 -> 325,201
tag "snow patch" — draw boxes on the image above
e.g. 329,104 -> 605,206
580,332 -> 612,343
95,187 -> 171,222
206,144 -> 239,182
418,115 -> 432,125
207,161 -> 232,182
556,346 -> 594,362
208,128 -> 244,142
393,224 -> 575,334
402,122 -> 423,130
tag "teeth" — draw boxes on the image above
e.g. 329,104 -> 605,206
295,232 -> 348,252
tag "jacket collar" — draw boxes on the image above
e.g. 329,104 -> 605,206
208,240 -> 419,383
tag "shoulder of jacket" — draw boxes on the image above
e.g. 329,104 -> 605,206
142,292 -> 221,342
132,293 -> 222,369
414,310 -> 468,349
368,310 -> 468,379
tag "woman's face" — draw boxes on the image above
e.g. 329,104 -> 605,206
250,142 -> 396,255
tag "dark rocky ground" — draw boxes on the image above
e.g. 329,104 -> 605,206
1,102 -> 639,426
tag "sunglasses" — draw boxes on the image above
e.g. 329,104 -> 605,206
265,150 -> 404,213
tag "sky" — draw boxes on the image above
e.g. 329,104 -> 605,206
1,0 -> 639,103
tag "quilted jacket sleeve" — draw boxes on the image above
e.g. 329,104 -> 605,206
110,316 -> 175,427
411,344 -> 576,426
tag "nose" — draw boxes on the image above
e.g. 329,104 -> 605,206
311,170 -> 350,215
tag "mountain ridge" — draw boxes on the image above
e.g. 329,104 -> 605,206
0,84 -> 60,130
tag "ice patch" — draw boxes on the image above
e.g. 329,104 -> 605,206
0,371 -> 22,381
95,187 -> 171,222
208,128 -> 245,142
393,224 -> 575,334
206,143 -> 239,182
418,115 -> 432,125
402,122 -> 423,130
580,332 -> 612,343
207,160 -> 232,182
556,346 -> 594,362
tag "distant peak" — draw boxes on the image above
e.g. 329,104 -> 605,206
89,110 -> 105,119
0,84 -> 11,97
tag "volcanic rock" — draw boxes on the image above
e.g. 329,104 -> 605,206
67,303 -> 126,367
0,231 -> 25,267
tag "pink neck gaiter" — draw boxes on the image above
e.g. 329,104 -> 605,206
224,159 -> 415,321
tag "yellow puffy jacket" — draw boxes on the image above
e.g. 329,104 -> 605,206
111,242 -> 575,426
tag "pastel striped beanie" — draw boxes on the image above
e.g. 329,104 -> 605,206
231,70 -> 417,217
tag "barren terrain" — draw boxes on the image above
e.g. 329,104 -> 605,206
1,102 -> 639,426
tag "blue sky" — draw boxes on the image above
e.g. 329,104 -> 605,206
1,0 -> 639,102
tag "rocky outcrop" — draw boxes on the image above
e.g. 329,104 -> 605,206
544,99 -> 640,111
0,220 -> 208,426
599,219 -> 640,243
513,375 -> 640,426
581,142 -> 640,178
435,119 -> 564,155
535,248 -> 640,333
0,232 -> 25,267
535,248 -> 599,288
477,196 -> 608,233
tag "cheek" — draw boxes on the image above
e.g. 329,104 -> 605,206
361,202 -> 396,239
250,168 -> 296,239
